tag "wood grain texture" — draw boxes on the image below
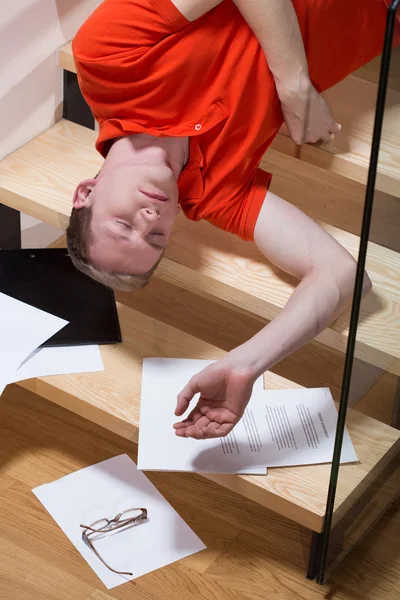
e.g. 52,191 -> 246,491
0,536 -> 93,600
0,473 -> 16,497
262,150 -> 400,251
205,526 -> 400,600
1,120 -> 399,374
0,120 -> 102,230
300,76 -> 400,196
270,130 -> 300,157
20,302 -> 225,442
329,362 -> 398,425
1,385 -> 399,600
354,48 -> 400,92
388,576 -> 400,600
326,462 -> 400,579
10,301 -> 400,532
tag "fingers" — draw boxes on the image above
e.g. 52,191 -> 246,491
320,132 -> 334,144
320,121 -> 341,144
175,376 -> 200,417
307,121 -> 342,145
323,121 -> 341,143
174,407 -> 239,439
173,405 -> 204,429
289,130 -> 305,146
175,419 -> 235,439
175,415 -> 211,438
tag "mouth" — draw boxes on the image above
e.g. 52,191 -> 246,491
140,189 -> 169,202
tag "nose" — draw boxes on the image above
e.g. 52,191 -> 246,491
138,207 -> 160,234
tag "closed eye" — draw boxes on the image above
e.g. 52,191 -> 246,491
147,232 -> 166,250
116,221 -> 132,230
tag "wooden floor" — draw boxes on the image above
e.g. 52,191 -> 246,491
1,384 -> 399,600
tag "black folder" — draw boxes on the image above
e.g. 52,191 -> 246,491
0,249 -> 122,347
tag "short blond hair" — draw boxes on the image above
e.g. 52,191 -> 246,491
66,206 -> 162,291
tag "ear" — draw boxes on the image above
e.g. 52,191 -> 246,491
72,178 -> 98,209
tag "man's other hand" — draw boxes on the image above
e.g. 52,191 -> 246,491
279,81 -> 341,146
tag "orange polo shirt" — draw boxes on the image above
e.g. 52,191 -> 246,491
73,0 -> 389,241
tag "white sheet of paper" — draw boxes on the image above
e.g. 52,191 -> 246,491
10,345 -> 104,383
254,387 -> 358,467
0,293 -> 68,396
138,359 -> 267,474
138,359 -> 358,472
33,454 -> 206,589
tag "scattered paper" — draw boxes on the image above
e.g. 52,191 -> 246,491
138,359 -> 358,473
10,345 -> 104,383
0,293 -> 68,395
138,359 -> 267,474
33,455 -> 206,589
254,387 -> 358,467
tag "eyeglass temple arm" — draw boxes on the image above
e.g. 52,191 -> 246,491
81,532 -> 133,577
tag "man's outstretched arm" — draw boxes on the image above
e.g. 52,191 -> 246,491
229,192 -> 371,376
174,192 -> 371,439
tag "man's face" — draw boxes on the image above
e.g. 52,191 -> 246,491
73,161 -> 180,274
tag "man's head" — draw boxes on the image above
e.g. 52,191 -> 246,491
67,137 -> 184,291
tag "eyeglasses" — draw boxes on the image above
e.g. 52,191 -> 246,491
80,507 -> 148,576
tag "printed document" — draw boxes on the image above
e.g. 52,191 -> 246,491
138,359 -> 358,472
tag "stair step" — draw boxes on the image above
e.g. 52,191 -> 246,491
354,47 -> 400,92
0,120 -> 399,375
58,43 -> 400,196
300,75 -> 400,196
58,42 -> 74,74
17,299 -> 400,533
260,150 -> 400,250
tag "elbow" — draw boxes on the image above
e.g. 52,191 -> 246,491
336,256 -> 372,302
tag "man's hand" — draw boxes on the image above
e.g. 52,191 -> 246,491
279,81 -> 341,145
231,0 -> 341,145
173,361 -> 255,439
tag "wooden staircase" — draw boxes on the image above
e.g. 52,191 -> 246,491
0,41 -> 399,557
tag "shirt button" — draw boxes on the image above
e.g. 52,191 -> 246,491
195,124 -> 202,131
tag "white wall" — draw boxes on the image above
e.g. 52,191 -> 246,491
0,0 -> 102,246
0,0 -> 102,160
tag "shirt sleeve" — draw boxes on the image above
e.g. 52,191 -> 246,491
222,169 -> 272,242
181,168 -> 272,242
73,0 -> 189,62
236,168 -> 272,241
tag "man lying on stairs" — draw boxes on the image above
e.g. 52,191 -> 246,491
67,0 -> 391,440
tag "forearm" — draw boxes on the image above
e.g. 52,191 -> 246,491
231,0 -> 309,93
226,264 -> 366,380
223,191 -> 372,381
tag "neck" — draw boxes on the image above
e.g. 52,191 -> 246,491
100,134 -> 189,179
